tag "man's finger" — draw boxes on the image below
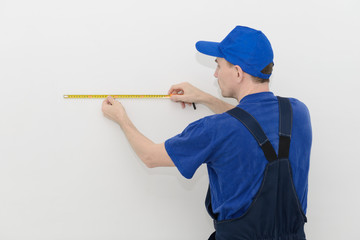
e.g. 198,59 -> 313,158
107,96 -> 115,105
101,100 -> 109,113
168,82 -> 187,95
170,94 -> 185,102
168,84 -> 181,95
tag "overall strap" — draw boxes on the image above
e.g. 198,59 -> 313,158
227,107 -> 278,162
277,96 -> 293,159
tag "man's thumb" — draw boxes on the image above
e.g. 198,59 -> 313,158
170,94 -> 185,102
107,96 -> 115,104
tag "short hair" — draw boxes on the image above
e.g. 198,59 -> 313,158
251,62 -> 274,83
227,61 -> 274,83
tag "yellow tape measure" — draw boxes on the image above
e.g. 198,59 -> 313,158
63,94 -> 171,99
63,94 -> 196,109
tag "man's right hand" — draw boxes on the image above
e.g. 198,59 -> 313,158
168,82 -> 207,109
168,82 -> 235,113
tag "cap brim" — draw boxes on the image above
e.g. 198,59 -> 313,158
196,41 -> 224,58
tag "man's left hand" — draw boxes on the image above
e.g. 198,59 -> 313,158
101,96 -> 126,125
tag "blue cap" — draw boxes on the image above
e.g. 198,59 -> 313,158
196,26 -> 274,79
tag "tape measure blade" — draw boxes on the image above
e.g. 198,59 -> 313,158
63,94 -> 171,99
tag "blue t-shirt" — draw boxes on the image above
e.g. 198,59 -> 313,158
165,92 -> 312,221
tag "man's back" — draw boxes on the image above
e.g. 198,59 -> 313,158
165,91 -> 312,221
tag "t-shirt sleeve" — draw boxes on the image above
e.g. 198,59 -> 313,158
165,118 -> 214,179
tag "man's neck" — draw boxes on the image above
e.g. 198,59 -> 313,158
236,83 -> 270,102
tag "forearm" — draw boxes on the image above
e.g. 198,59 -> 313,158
200,92 -> 235,114
117,115 -> 156,168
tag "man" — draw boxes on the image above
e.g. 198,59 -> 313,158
102,26 -> 312,239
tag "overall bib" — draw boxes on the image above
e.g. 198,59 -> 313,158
206,97 -> 307,240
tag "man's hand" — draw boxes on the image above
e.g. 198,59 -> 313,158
168,82 -> 207,109
101,96 -> 126,125
169,82 -> 235,113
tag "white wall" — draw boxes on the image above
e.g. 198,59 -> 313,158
0,0 -> 359,239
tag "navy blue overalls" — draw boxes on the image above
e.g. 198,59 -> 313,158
206,97 -> 307,240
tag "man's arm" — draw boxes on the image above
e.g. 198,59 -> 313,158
200,92 -> 235,114
168,82 -> 235,114
102,96 -> 174,168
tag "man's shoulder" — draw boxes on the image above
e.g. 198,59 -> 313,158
193,111 -> 246,139
202,111 -> 236,124
287,97 -> 310,116
185,112 -> 237,135
182,112 -> 233,133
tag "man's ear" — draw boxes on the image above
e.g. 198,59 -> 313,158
234,65 -> 244,83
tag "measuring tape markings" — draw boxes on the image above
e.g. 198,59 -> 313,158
63,94 -> 196,109
63,95 -> 171,99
